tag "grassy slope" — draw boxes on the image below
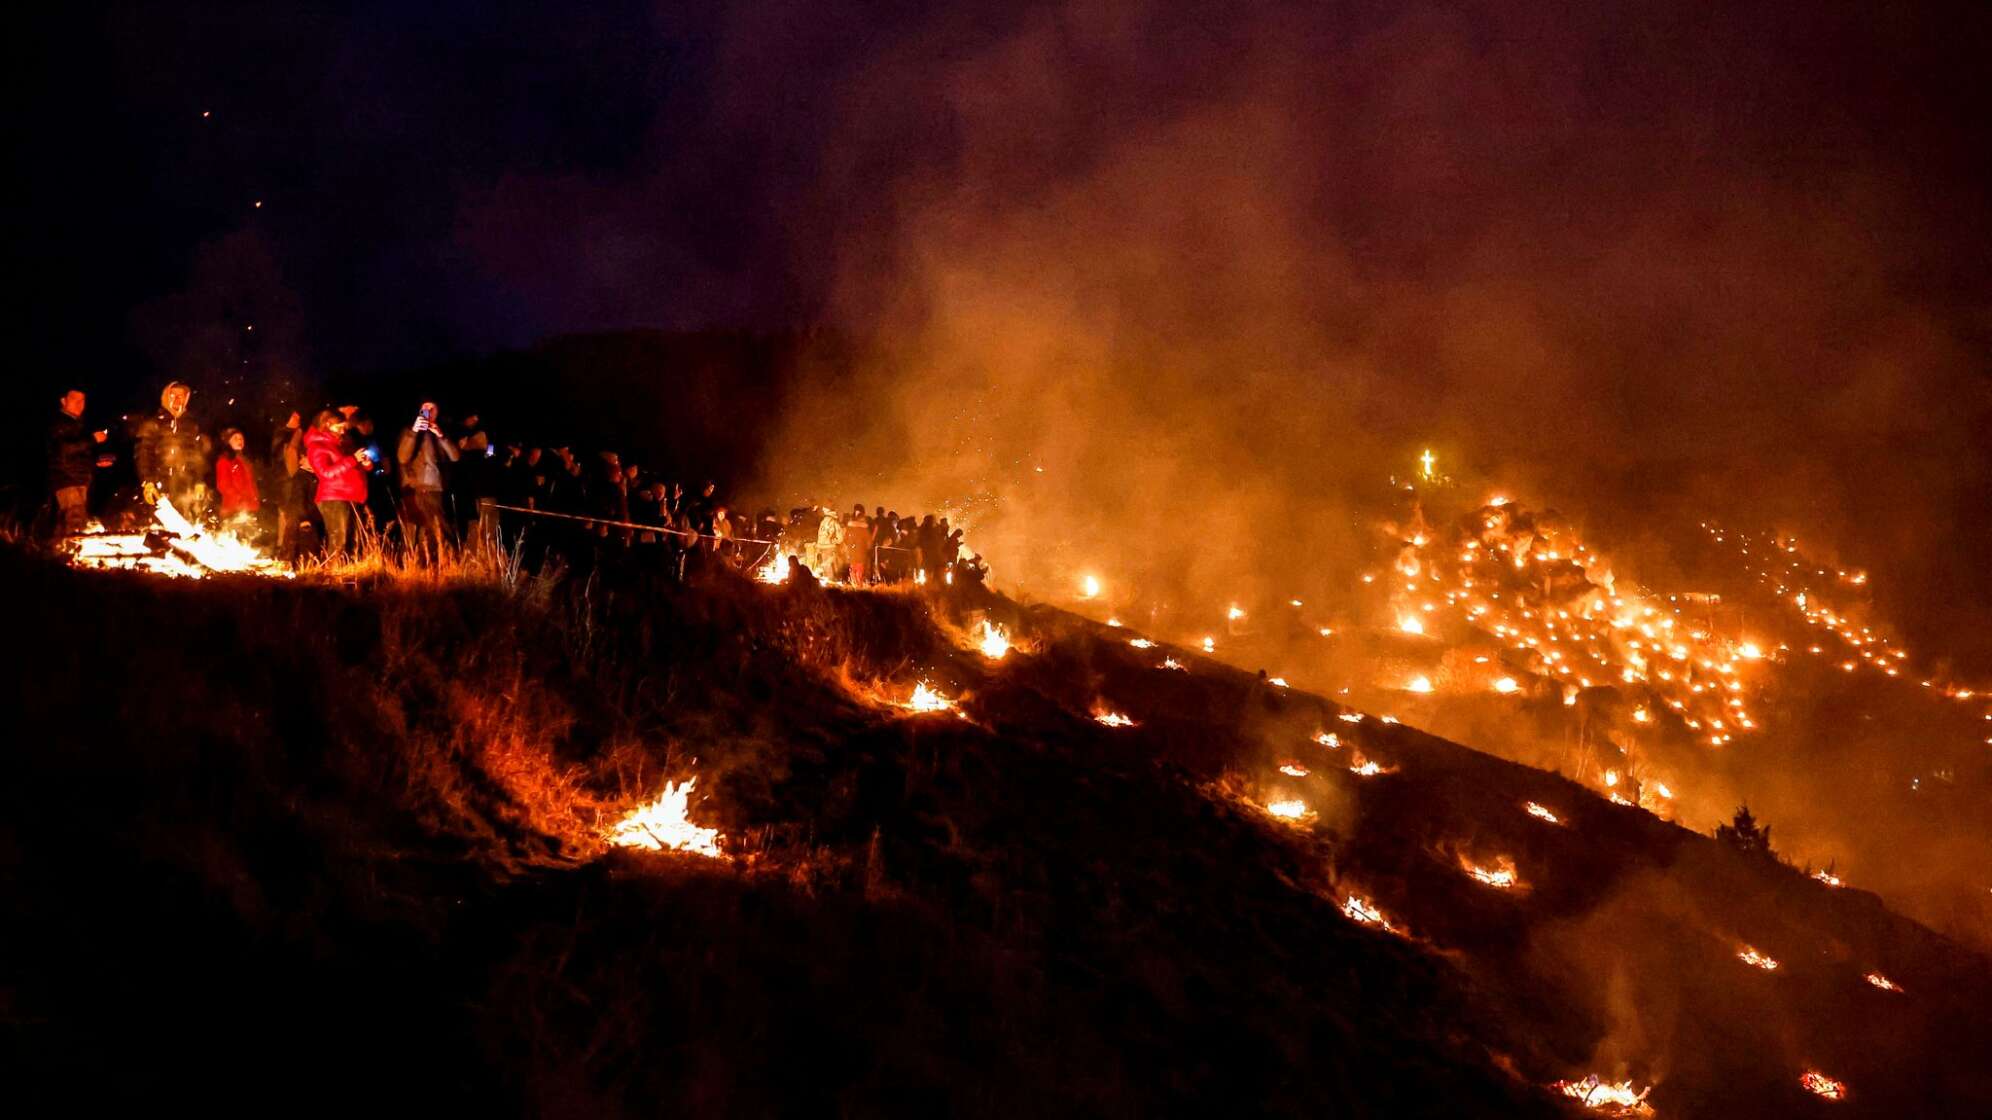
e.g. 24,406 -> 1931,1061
4,548 -> 1988,1117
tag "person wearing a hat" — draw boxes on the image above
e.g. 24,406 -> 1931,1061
133,380 -> 211,518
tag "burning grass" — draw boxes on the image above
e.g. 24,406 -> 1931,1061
1551,1076 -> 1654,1116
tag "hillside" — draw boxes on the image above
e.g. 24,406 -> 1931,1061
6,546 -> 1990,1116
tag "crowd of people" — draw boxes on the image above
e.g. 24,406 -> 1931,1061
42,381 -> 989,586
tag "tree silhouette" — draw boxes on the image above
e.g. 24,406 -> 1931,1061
1716,804 -> 1776,862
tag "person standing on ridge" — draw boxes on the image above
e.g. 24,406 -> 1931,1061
305,409 -> 367,560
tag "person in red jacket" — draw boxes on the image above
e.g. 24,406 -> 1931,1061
304,409 -> 368,559
213,428 -> 261,525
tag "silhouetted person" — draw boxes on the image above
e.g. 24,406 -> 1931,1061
47,389 -> 106,536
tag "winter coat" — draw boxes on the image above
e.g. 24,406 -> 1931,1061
305,429 -> 367,503
46,411 -> 97,489
395,426 -> 459,492
134,409 -> 209,485
215,453 -> 260,516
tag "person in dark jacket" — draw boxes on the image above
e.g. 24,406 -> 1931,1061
133,381 -> 211,517
396,401 -> 459,562
270,412 -> 314,563
305,410 -> 368,559
47,389 -> 107,535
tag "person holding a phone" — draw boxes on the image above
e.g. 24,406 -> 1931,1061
396,400 -> 459,563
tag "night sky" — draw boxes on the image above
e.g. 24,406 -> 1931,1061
16,0 -> 1992,665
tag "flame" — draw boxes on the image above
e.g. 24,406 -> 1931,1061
1079,574 -> 1101,599
1278,762 -> 1310,777
1398,616 -> 1425,635
1405,675 -> 1434,693
1268,676 -> 1289,688
607,779 -> 723,858
1093,710 -> 1137,728
1492,676 -> 1519,694
903,681 -> 959,715
1201,636 -> 1215,653
1812,869 -> 1844,888
1800,1071 -> 1847,1101
978,621 -> 1011,660
756,552 -> 790,584
1160,657 -> 1186,671
1461,855 -> 1520,889
1524,801 -> 1561,824
1227,604 -> 1246,621
1863,972 -> 1902,992
1129,638 -> 1155,649
1348,752 -> 1391,777
67,498 -> 290,580
1341,894 -> 1397,932
1737,946 -> 1780,971
1265,798 -> 1308,820
1313,731 -> 1340,748
1551,1076 -> 1654,1116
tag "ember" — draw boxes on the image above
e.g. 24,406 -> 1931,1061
607,779 -> 723,858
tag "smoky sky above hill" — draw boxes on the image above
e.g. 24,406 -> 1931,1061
18,0 -> 1992,666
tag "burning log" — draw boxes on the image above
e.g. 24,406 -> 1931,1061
66,499 -> 289,580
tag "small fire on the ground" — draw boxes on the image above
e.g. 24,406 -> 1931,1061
607,779 -> 723,858
1347,751 -> 1394,777
1524,801 -> 1562,824
1340,894 -> 1403,935
1812,868 -> 1845,888
1278,761 -> 1309,777
978,621 -> 1011,660
1551,1075 -> 1654,1116
902,681 -> 961,715
1737,945 -> 1780,971
1264,798 -> 1311,823
1460,855 -> 1521,890
1800,1070 -> 1848,1101
1093,710 -> 1137,728
1864,971 -> 1903,993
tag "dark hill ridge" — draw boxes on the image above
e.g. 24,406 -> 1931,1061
5,548 -> 1988,1117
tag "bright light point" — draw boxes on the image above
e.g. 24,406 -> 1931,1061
1079,574 -> 1101,599
608,780 -> 722,858
1201,636 -> 1215,653
1227,604 -> 1246,621
1739,642 -> 1764,660
1266,799 -> 1307,820
1398,616 -> 1425,635
1493,677 -> 1518,694
1406,675 -> 1434,693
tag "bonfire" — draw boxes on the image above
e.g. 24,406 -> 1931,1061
607,779 -> 723,858
1551,1076 -> 1654,1117
66,498 -> 291,580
